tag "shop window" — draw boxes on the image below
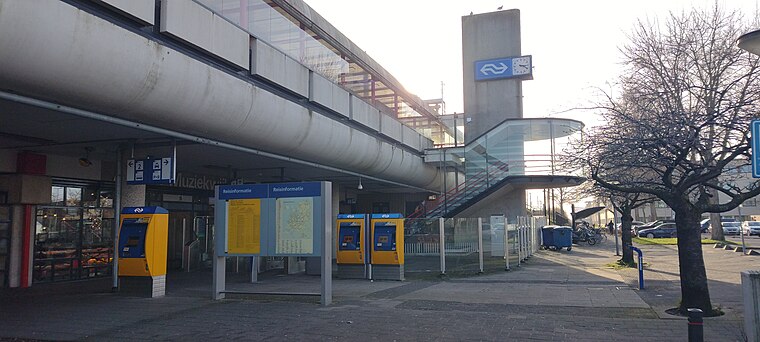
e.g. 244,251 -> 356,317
82,186 -> 98,207
99,190 -> 114,208
51,186 -> 65,206
65,187 -> 82,207
34,183 -> 114,283
745,198 -> 757,207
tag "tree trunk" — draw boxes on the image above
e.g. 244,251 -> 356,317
674,206 -> 713,315
620,209 -> 634,265
709,188 -> 724,240
709,212 -> 723,240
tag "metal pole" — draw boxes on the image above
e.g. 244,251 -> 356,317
504,217 -> 509,271
439,217 -> 446,275
172,140 -> 177,183
477,218 -> 484,273
112,148 -> 122,291
516,225 -> 521,267
740,205 -> 746,255
250,256 -> 258,283
613,208 -> 620,256
687,308 -> 704,342
182,218 -> 187,272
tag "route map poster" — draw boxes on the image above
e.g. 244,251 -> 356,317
227,199 -> 261,254
275,197 -> 314,254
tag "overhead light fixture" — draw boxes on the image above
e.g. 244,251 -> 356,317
357,177 -> 363,190
78,147 -> 93,167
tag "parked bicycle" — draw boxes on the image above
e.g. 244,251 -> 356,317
572,224 -> 597,246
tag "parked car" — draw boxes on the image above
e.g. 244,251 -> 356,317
700,218 -> 710,233
634,220 -> 675,235
722,222 -> 741,236
619,221 -> 645,235
638,223 -> 677,238
742,221 -> 760,236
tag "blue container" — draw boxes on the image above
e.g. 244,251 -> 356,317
553,226 -> 573,251
541,226 -> 555,249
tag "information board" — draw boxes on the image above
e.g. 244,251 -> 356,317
276,197 -> 314,254
215,182 -> 327,257
227,199 -> 261,254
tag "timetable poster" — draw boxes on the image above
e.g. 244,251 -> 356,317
227,199 -> 261,254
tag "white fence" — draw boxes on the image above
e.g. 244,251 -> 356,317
405,242 -> 479,256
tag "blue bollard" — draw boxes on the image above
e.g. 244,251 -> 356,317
630,246 -> 644,289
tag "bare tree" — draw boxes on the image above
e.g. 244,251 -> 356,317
585,7 -> 760,315
562,160 -> 655,266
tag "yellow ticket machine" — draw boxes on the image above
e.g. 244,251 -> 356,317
370,213 -> 404,281
336,214 -> 369,279
118,206 -> 168,297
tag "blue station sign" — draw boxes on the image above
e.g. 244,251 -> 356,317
126,157 -> 174,185
474,55 -> 533,81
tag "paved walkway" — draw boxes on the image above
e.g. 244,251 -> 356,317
0,238 -> 755,341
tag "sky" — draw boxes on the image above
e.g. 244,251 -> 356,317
304,0 -> 758,127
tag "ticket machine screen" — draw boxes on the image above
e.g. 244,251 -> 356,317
339,224 -> 361,250
374,225 -> 396,251
119,218 -> 149,258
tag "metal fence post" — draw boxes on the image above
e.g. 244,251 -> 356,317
516,225 -> 521,267
477,218 -> 484,273
504,218 -> 510,271
439,217 -> 446,275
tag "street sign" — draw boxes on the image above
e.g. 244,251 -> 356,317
474,55 -> 532,81
126,157 -> 174,184
753,120 -> 760,178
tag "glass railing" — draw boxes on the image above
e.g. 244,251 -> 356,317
411,118 -> 583,218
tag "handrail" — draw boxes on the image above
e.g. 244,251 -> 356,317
408,161 -> 511,219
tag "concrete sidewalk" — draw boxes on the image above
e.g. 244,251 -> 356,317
0,239 -> 752,341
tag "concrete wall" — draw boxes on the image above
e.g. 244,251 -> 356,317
96,0 -> 155,25
251,39 -> 309,98
462,10 -> 523,144
380,113 -> 403,143
456,184 -> 527,223
160,0 -> 249,70
349,96 -> 381,131
309,72 -> 350,117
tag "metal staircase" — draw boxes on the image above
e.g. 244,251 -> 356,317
408,119 -> 524,219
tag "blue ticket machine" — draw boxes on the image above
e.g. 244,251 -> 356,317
336,214 -> 369,279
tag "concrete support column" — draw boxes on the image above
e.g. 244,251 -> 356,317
8,205 -> 24,288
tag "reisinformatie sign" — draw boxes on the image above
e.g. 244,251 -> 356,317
215,182 -> 326,257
